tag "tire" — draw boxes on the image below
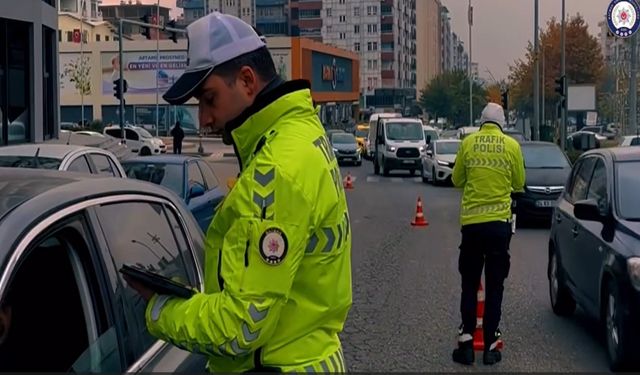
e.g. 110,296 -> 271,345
605,280 -> 635,371
140,147 -> 151,156
548,248 -> 576,316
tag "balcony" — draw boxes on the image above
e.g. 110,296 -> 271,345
381,34 -> 394,43
381,52 -> 394,61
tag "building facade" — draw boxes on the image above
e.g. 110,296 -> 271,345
59,0 -> 102,21
416,0 -> 441,97
0,0 -> 59,146
209,0 -> 255,25
59,36 -> 359,132
176,0 -> 206,24
440,5 -> 452,72
255,0 -> 289,36
58,13 -> 117,43
99,2 -> 173,38
290,0 -> 322,41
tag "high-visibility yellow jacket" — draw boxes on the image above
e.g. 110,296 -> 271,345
452,122 -> 526,226
145,80 -> 352,372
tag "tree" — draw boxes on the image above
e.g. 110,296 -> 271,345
61,55 -> 92,96
419,70 -> 487,127
486,83 -> 502,104
508,14 -> 605,122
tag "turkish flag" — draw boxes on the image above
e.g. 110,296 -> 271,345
73,29 -> 81,43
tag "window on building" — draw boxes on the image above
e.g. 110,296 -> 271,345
339,15 -> 346,22
353,6 -> 360,16
339,32 -> 346,39
373,24 -> 378,33
373,42 -> 378,50
367,60 -> 372,69
105,35 -> 110,41
367,6 -> 377,15
300,9 -> 321,19
367,41 -> 372,51
381,23 -> 392,33
339,0 -> 345,3
96,34 -> 101,42
67,31 -> 73,42
354,25 -> 359,33
354,42 -> 360,51
326,8 -> 332,17
373,60 -> 378,69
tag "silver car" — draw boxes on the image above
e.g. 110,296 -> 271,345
421,139 -> 461,185
0,144 -> 126,177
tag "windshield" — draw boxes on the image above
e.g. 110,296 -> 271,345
332,134 -> 356,144
355,129 -> 368,138
521,145 -> 570,169
124,163 -> 184,197
385,122 -> 424,141
435,142 -> 460,155
424,130 -> 439,142
617,162 -> 640,220
136,128 -> 153,139
0,156 -> 62,170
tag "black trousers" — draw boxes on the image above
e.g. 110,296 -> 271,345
458,220 -> 511,346
173,141 -> 182,154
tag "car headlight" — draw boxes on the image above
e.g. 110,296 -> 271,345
332,147 -> 338,153
627,257 -> 640,291
386,145 -> 396,152
419,146 -> 426,153
437,160 -> 449,166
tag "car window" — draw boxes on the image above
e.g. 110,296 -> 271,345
0,217 -> 121,372
91,154 -> 116,176
435,142 -> 460,155
188,161 -> 205,189
631,137 -> 640,146
105,129 -> 121,138
0,155 -> 62,169
587,158 -> 608,210
108,158 -> 122,177
521,145 -> 570,168
125,129 -> 139,141
94,201 -> 194,360
67,156 -> 92,173
569,157 -> 596,204
124,162 -> 185,197
197,160 -> 219,190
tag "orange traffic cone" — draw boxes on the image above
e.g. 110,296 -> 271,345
410,197 -> 429,226
473,282 -> 504,351
344,172 -> 354,189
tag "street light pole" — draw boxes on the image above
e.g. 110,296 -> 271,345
80,0 -> 85,128
533,0 -> 540,141
155,0 -> 160,137
560,0 -> 567,150
468,0 -> 473,126
542,39 -> 545,128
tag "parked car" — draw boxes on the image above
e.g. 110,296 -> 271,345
548,147 -> 640,371
421,139 -> 460,185
75,130 -> 106,138
104,125 -> 166,156
503,128 -> 527,143
122,155 -> 224,231
581,125 -> 617,140
0,144 -> 125,177
513,142 -> 572,225
0,168 -> 207,372
330,132 -> 362,166
620,135 -> 640,147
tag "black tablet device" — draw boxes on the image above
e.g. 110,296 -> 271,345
120,264 -> 196,299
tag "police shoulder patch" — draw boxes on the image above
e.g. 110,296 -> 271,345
259,228 -> 288,265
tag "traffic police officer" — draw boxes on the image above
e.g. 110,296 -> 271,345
125,12 -> 352,373
451,102 -> 525,365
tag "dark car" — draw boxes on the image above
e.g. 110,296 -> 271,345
548,147 -> 640,371
330,132 -> 362,166
122,155 -> 225,231
0,168 -> 207,372
513,142 -> 572,225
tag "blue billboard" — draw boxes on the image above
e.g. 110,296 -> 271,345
311,51 -> 353,93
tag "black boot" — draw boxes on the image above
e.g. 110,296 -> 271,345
452,326 -> 475,365
483,329 -> 502,365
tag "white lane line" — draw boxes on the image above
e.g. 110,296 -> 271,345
366,176 -> 380,183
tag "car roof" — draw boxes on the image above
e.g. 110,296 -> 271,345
583,146 -> 640,162
0,167 -> 188,261
435,139 -> 460,143
0,144 -> 95,159
121,155 -> 196,164
381,118 -> 421,123
520,141 -> 559,147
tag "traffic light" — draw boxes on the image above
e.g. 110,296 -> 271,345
555,76 -> 566,97
140,14 -> 152,39
501,89 -> 509,110
113,78 -> 128,100
166,19 -> 178,43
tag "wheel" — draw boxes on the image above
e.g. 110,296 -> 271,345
548,248 -> 576,316
605,280 -> 635,371
431,167 -> 438,186
373,158 -> 380,175
140,147 -> 151,156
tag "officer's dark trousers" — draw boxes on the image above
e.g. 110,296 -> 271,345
458,220 -> 511,346
173,141 -> 182,155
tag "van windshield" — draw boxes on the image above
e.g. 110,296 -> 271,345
385,122 -> 424,141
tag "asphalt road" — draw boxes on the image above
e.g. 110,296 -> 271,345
207,156 -> 611,372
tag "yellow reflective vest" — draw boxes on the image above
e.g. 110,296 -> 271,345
452,123 -> 526,226
144,80 -> 352,372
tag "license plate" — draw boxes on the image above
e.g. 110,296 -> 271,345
403,160 -> 415,164
536,200 -> 556,208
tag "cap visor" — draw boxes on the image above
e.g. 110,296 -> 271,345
162,67 -> 213,105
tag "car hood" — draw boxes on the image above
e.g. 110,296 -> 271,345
525,167 -> 570,186
333,143 -> 357,151
436,154 -> 456,164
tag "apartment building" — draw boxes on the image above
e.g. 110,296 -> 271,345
416,0 -> 441,96
440,5 -> 452,72
290,0 -> 323,41
59,0 -> 103,21
255,0 -> 289,36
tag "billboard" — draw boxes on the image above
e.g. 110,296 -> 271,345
567,84 -> 596,111
101,51 -> 187,97
270,48 -> 291,81
60,52 -> 93,96
310,51 -> 353,93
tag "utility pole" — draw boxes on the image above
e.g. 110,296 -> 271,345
533,0 -> 540,140
630,32 -> 637,135
560,0 -> 567,151
118,18 -> 125,144
542,38 -> 545,129
80,0 -> 85,128
468,0 -> 473,126
155,0 -> 160,137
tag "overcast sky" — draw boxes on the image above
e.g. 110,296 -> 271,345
443,0 -> 610,81
103,0 -> 610,81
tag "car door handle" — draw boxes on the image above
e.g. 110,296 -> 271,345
572,226 -> 579,237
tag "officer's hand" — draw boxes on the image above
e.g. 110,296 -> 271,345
123,273 -> 155,302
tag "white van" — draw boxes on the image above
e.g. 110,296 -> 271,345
367,113 -> 402,158
103,125 -> 166,156
457,126 -> 480,140
371,117 -> 426,176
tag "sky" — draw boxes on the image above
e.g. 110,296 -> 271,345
103,0 -> 611,81
443,0 -> 610,81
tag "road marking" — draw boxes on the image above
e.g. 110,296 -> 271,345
412,177 -> 422,183
366,176 -> 380,183
390,178 -> 403,183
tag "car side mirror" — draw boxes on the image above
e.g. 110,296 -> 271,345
574,199 -> 603,222
187,183 -> 205,201
426,150 -> 433,157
